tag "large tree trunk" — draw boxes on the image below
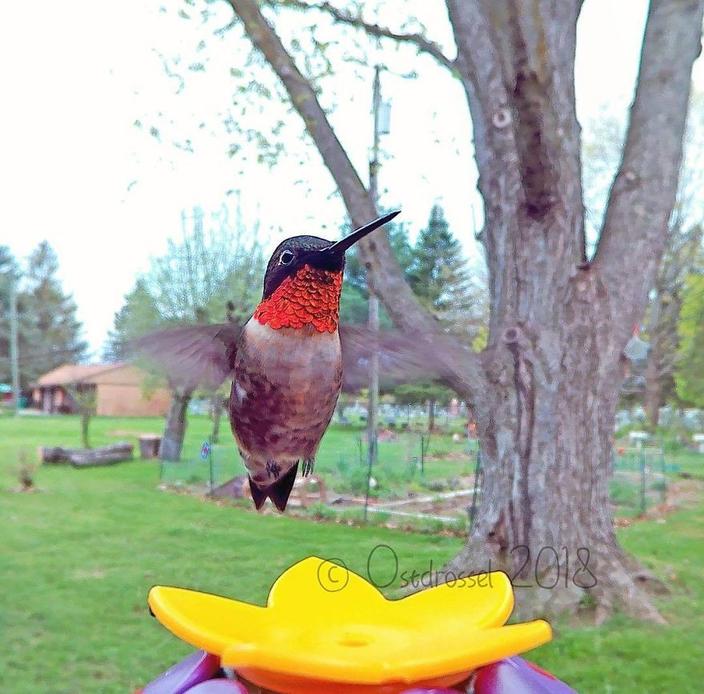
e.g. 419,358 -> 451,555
442,0 -> 700,622
230,0 -> 703,621
447,274 -> 666,622
41,443 -> 133,466
160,387 -> 193,462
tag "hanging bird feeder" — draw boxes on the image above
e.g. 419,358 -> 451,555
623,333 -> 650,364
621,330 -> 650,394
141,557 -> 578,693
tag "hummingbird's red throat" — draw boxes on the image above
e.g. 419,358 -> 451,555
254,265 -> 342,333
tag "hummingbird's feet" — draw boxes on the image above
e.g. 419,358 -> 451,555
301,458 -> 315,477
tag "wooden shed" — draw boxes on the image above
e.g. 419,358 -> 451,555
33,363 -> 171,417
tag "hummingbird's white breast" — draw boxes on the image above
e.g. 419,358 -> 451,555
230,317 -> 342,485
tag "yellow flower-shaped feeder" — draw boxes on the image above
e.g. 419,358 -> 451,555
148,557 -> 551,694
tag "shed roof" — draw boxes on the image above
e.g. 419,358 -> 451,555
36,363 -> 126,387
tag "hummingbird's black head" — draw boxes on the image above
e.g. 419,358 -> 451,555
263,235 -> 338,300
261,210 -> 400,299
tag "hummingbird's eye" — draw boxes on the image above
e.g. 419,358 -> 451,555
279,250 -> 295,266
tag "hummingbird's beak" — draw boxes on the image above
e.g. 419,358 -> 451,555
324,209 -> 401,257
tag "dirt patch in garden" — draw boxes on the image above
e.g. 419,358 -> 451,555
614,478 -> 703,527
425,450 -> 470,461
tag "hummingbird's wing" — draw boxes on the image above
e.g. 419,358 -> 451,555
130,323 -> 241,390
339,325 -> 456,392
132,322 -> 462,392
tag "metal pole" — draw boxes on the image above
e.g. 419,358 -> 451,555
639,447 -> 647,515
9,278 -> 20,414
469,446 -> 482,533
364,65 -> 382,521
208,436 -> 215,494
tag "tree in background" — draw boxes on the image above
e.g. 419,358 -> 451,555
341,211 -> 486,336
2,243 -> 86,392
408,204 -> 486,341
110,203 -> 264,460
17,242 -> 87,387
391,206 -> 485,424
340,221 -> 413,325
583,96 -> 704,426
0,247 -> 20,385
394,381 -> 453,432
67,385 -> 97,449
645,226 -> 704,423
675,273 -> 704,407
103,280 -> 161,363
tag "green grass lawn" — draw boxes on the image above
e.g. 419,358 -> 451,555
1,414 -> 703,693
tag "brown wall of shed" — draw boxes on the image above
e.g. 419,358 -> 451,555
96,384 -> 171,417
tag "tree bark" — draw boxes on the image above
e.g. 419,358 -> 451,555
428,399 -> 436,433
80,411 -> 91,449
42,443 -> 133,466
69,443 -> 134,467
210,395 -> 224,444
160,387 -> 193,462
230,0 -> 703,621
41,446 -> 84,464
443,0 -> 700,622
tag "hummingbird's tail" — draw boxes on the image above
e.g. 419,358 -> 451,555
249,462 -> 298,512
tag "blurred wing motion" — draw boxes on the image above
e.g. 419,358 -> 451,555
340,325 -> 451,391
132,322 -> 457,391
129,323 -> 242,390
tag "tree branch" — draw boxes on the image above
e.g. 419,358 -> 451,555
270,0 -> 456,71
227,0 -> 489,409
594,0 -> 704,335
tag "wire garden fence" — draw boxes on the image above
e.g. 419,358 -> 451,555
157,434 -> 673,527
158,439 -> 240,492
611,445 -> 678,516
467,443 -> 677,531
334,432 -> 476,497
160,432 -> 478,514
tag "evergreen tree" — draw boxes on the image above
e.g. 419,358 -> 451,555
0,247 -> 20,384
409,205 -> 474,318
675,273 -> 704,407
103,280 -> 161,362
340,221 -> 413,325
390,206 -> 485,422
338,284 -> 369,326
19,242 -> 87,385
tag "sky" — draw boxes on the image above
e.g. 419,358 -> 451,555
1,0 -> 703,357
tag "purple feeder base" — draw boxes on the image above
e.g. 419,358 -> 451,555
142,650 -> 221,694
185,679 -> 248,693
474,657 -> 577,694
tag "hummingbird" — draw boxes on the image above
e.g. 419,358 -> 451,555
135,211 -> 408,512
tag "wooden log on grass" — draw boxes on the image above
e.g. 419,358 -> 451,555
40,446 -> 83,464
69,442 -> 134,467
41,443 -> 134,467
